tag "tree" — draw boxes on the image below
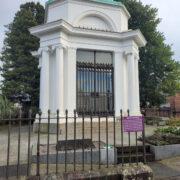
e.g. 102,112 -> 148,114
1,2 -> 45,108
116,0 -> 180,107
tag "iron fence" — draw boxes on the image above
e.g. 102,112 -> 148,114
0,109 -> 146,179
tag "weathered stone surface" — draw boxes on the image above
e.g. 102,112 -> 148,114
56,139 -> 95,151
119,163 -> 153,180
27,163 -> 153,180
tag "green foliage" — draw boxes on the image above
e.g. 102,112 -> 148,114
156,127 -> 180,136
115,0 -> 180,107
167,118 -> 180,127
1,2 -> 45,108
0,95 -> 14,118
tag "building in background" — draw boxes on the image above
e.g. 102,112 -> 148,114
167,93 -> 180,116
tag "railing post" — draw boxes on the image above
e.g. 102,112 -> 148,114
27,109 -> 32,177
65,110 -> 68,172
36,110 -> 42,177
135,131 -> 138,165
98,113 -> 101,169
142,116 -> 146,164
90,110 -> 93,171
120,109 -> 124,166
106,111 -> 109,168
73,110 -> 76,172
6,110 -> 11,179
113,110 -> 116,166
56,109 -> 60,174
17,108 -> 22,179
82,110 -> 85,171
47,110 -> 50,175
127,109 -> 131,165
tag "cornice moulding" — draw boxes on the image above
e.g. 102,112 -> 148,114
29,20 -> 147,48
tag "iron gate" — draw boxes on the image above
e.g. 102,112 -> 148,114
77,50 -> 114,116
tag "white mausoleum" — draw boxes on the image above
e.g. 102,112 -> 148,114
30,0 -> 146,118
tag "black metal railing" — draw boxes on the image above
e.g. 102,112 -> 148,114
0,109 -> 146,179
142,107 -> 180,118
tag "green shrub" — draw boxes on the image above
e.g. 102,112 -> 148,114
155,127 -> 180,136
167,118 -> 180,126
0,95 -> 18,119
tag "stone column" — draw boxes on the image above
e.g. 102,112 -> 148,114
40,47 -> 50,115
134,54 -> 141,114
54,45 -> 64,116
66,47 -> 77,117
114,51 -> 124,117
126,51 -> 136,115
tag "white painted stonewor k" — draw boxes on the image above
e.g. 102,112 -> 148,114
30,0 -> 146,122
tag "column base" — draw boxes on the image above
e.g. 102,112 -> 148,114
33,116 -> 121,134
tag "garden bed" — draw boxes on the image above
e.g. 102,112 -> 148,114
145,126 -> 180,146
144,126 -> 180,160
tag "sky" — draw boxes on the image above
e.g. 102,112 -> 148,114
0,0 -> 180,61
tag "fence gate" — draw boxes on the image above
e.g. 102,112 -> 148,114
77,50 -> 114,116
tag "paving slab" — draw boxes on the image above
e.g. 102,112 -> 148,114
148,156 -> 180,179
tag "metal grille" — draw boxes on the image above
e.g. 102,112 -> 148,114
77,50 -> 114,116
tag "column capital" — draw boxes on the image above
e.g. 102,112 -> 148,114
50,45 -> 62,54
42,47 -> 50,52
52,44 -> 67,50
37,48 -> 43,57
134,53 -> 140,61
67,46 -> 77,51
37,47 -> 50,56
114,50 -> 123,54
123,50 -> 134,57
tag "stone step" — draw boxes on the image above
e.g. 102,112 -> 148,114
116,145 -> 151,154
116,145 -> 155,163
117,153 -> 154,163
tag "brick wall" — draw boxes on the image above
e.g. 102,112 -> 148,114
167,93 -> 180,111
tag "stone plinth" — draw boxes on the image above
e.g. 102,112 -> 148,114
31,143 -> 117,165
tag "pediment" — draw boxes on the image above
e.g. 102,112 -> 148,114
76,15 -> 111,31
73,11 -> 117,31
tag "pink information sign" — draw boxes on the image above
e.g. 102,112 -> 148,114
123,116 -> 144,132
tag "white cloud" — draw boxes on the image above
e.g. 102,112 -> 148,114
141,0 -> 180,60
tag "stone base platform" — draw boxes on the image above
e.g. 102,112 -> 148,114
31,143 -> 117,165
33,117 -> 120,134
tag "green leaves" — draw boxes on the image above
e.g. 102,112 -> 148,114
1,2 -> 45,108
118,0 -> 180,107
156,127 -> 180,136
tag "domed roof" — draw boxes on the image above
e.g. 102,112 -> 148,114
46,0 -> 122,6
93,0 -> 122,6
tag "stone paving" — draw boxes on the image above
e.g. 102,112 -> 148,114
148,156 -> 180,180
0,123 -> 155,166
